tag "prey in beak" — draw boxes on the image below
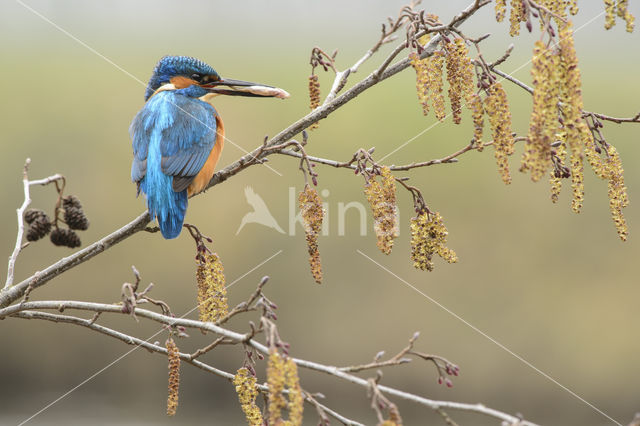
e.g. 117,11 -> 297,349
201,78 -> 290,99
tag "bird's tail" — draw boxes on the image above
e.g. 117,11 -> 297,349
140,143 -> 188,239
156,189 -> 187,239
141,177 -> 188,239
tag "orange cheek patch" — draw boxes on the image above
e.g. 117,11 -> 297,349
170,76 -> 199,89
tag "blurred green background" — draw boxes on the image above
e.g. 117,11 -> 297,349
1,1 -> 638,425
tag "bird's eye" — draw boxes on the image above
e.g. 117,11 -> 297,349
191,73 -> 202,81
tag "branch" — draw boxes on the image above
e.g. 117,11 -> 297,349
279,137 -> 529,173
0,211 -> 150,308
0,0 -> 491,309
11,309 -> 363,426
203,0 -> 489,192
3,300 -> 538,425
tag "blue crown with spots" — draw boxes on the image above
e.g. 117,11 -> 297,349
144,55 -> 220,101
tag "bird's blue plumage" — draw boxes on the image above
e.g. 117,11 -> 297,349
130,88 -> 217,239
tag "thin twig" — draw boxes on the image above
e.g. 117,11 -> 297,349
280,137 -> 529,173
339,331 -> 419,373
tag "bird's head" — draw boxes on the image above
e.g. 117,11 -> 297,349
144,55 -> 289,101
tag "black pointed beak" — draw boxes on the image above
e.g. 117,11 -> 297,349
202,78 -> 290,99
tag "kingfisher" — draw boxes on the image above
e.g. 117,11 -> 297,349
130,55 -> 289,239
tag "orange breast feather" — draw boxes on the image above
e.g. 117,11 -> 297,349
187,115 -> 225,197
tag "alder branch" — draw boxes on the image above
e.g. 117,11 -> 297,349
4,301 -> 538,425
279,137 -> 529,173
0,0 -> 490,309
10,310 -> 362,426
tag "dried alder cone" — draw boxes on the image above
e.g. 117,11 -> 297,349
62,195 -> 89,231
410,210 -> 458,272
267,350 -> 304,426
166,337 -> 180,416
23,193 -> 89,247
24,208 -> 51,242
233,367 -> 263,425
50,228 -> 81,248
299,184 -> 323,283
196,252 -> 229,322
364,166 -> 398,255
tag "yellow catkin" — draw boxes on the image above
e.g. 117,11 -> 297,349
445,38 -> 475,124
409,52 -> 430,115
233,368 -> 264,426
428,50 -> 447,121
584,132 -> 606,179
410,211 -> 458,271
521,41 -> 560,182
470,93 -> 484,150
604,144 -> 629,240
550,132 -> 567,203
445,41 -> 462,124
618,0 -> 636,32
495,0 -> 507,21
196,252 -> 229,322
585,137 -> 629,241
308,75 -> 320,129
604,0 -> 635,31
557,21 -> 586,213
568,0 -> 579,15
364,167 -> 398,255
546,0 -> 569,26
484,82 -> 515,184
299,184 -> 324,283
605,0 -> 617,29
388,403 -> 403,426
409,46 -> 447,121
284,358 -> 304,426
509,0 -> 526,36
267,350 -> 287,424
166,338 -> 180,417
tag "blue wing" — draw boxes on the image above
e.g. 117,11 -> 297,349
130,90 -> 217,192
